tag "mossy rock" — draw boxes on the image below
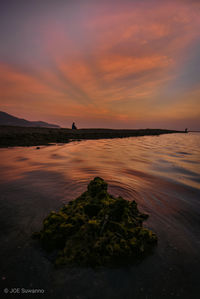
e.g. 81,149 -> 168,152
33,177 -> 157,267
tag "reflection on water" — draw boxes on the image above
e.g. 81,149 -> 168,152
0,132 -> 200,192
0,133 -> 200,298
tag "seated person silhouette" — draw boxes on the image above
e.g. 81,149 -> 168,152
72,122 -> 77,129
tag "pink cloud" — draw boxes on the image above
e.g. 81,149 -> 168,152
0,0 -> 200,129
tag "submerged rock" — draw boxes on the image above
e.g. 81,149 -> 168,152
33,177 -> 157,267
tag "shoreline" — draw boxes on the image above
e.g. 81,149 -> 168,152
0,126 -> 186,148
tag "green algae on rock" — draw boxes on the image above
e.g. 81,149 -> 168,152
32,177 -> 157,267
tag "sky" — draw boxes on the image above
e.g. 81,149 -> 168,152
0,0 -> 200,129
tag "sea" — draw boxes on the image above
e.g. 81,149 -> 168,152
0,132 -> 199,298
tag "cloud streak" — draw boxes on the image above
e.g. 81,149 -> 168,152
0,0 -> 200,129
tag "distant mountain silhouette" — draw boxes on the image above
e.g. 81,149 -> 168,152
0,111 -> 60,128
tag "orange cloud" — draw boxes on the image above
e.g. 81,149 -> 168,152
98,55 -> 172,82
0,0 -> 200,129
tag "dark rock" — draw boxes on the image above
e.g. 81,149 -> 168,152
32,177 -> 157,267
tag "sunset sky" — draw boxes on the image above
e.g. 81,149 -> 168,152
0,0 -> 200,129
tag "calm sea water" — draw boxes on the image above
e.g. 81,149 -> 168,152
0,132 -> 200,298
